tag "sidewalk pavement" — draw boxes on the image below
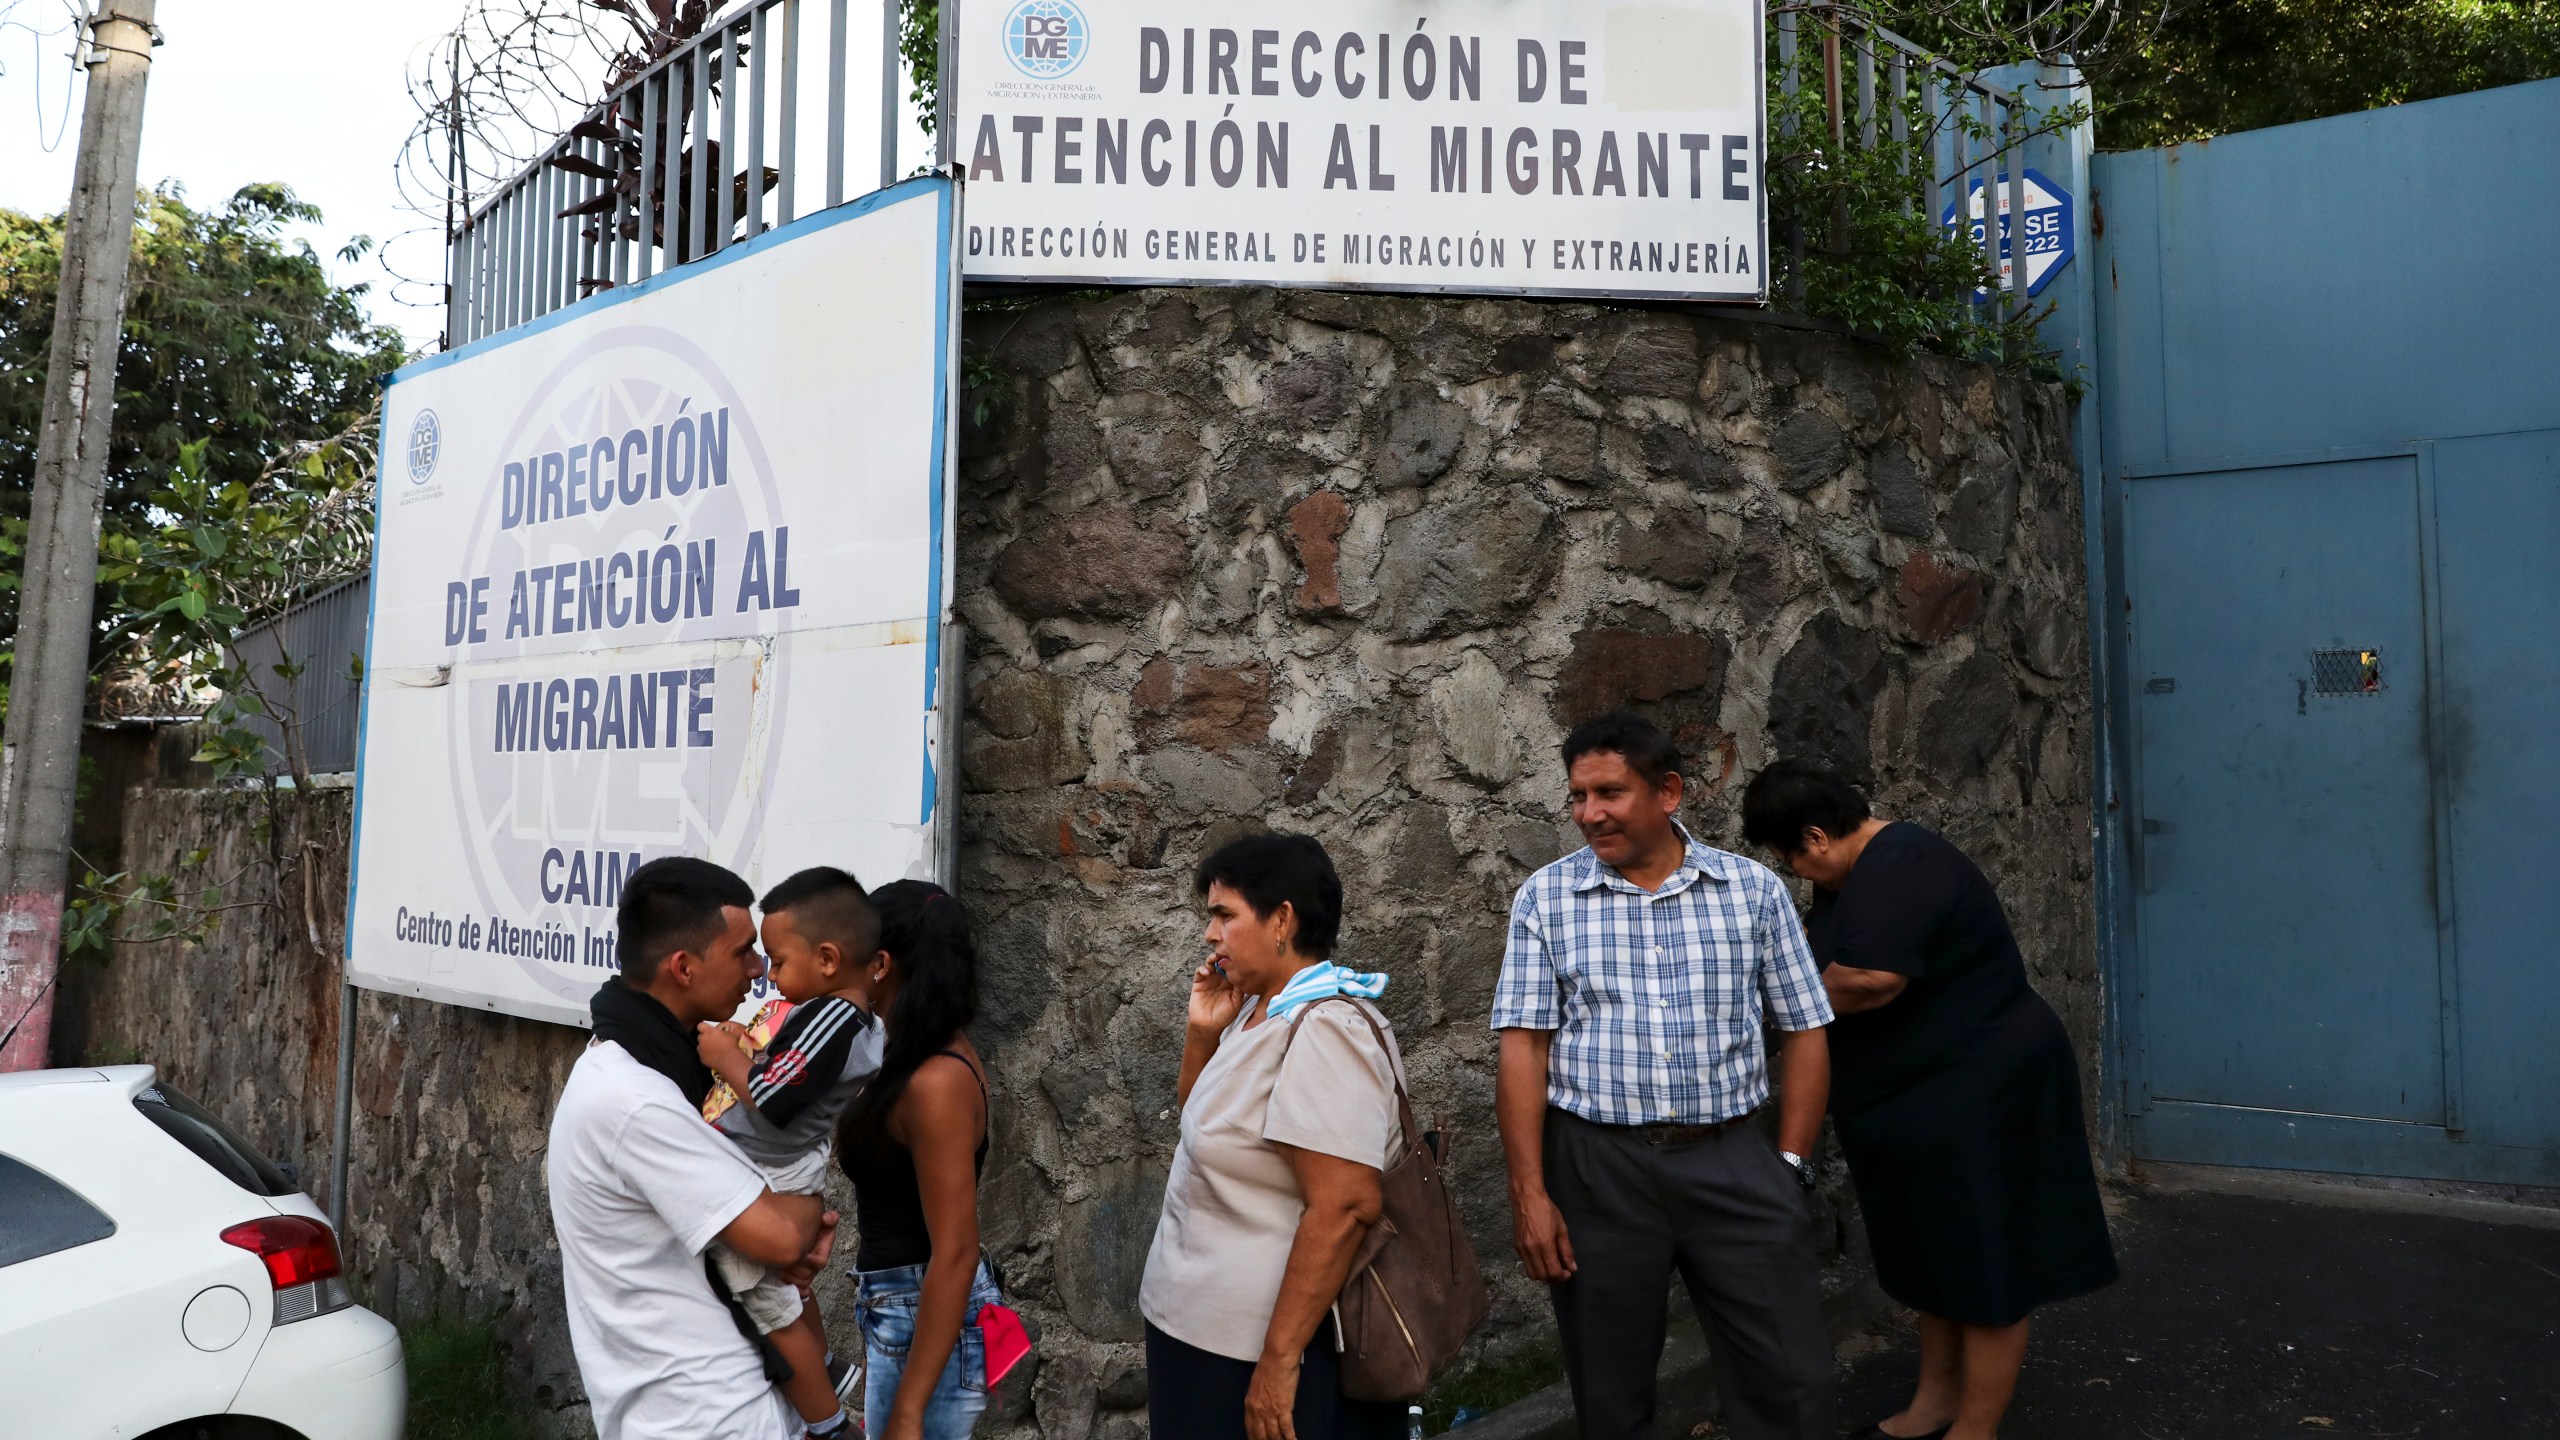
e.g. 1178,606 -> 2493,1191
1832,1170 -> 2560,1440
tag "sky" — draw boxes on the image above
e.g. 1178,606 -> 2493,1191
0,0 -> 927,353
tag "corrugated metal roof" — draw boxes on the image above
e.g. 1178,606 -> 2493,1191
227,577 -> 369,777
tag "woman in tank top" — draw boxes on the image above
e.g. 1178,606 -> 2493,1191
834,881 -> 996,1440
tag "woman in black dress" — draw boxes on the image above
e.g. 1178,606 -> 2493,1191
1742,760 -> 2116,1440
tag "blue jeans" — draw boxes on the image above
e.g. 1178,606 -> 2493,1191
854,1260 -> 1001,1439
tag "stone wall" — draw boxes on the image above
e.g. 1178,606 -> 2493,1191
58,287 -> 2090,1438
55,783 -> 599,1426
950,289 -> 2091,1436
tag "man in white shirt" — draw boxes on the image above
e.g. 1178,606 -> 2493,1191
549,856 -> 837,1440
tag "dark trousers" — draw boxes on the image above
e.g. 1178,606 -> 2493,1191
1143,1321 -> 1405,1440
1544,1109 -> 1837,1440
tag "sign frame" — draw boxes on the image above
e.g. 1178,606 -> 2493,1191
345,175 -> 964,1028
956,0 -> 1770,305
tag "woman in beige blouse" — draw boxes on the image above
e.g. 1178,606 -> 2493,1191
1139,833 -> 1408,1440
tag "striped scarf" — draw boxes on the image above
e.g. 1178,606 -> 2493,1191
1263,959 -> 1390,1022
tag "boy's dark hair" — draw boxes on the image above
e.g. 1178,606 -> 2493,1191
616,856 -> 754,984
1740,759 -> 1875,854
758,865 -> 882,962
1561,710 -> 1684,788
1193,832 -> 1343,960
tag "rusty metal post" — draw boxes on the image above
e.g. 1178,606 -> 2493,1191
328,980 -> 354,1232
1822,4 -> 1847,253
0,0 -> 159,1071
1776,7 -> 1803,303
443,33 -> 464,347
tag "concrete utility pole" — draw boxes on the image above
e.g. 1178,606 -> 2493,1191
0,1 -> 159,1072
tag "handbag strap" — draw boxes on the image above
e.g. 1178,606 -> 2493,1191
1277,995 -> 1425,1157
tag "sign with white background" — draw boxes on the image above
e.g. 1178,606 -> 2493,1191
350,178 -> 959,1028
958,0 -> 1767,301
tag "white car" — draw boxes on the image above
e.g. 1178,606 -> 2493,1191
0,1065 -> 405,1439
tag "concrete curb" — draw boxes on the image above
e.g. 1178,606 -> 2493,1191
1451,1352 -> 1727,1440
1447,1323 -> 1725,1440
1447,1274 -> 1896,1438
2136,1161 -> 2560,1230
1446,1381 -> 1580,1440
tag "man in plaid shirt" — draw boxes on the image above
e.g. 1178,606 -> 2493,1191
1494,712 -> 1837,1440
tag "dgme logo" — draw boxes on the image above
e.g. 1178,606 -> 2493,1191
407,409 -> 442,484
1003,0 -> 1087,79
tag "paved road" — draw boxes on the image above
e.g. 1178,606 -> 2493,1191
1832,1182 -> 2560,1440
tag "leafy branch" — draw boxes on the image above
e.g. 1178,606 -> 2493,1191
900,0 -> 943,135
61,849 -> 263,964
66,429 -> 376,966
96,429 -> 372,785
1835,1 -> 2181,71
1765,5 -> 2094,364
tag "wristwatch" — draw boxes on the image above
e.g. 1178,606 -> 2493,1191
1778,1150 -> 1816,1191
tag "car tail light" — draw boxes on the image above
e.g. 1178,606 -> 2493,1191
219,1215 -> 352,1323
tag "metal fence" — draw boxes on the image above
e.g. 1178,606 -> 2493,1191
446,2 -> 2045,343
228,577 -> 370,777
1774,4 -> 2042,318
445,0 -> 942,348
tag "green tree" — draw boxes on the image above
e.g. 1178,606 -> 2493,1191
899,0 -> 942,133
0,182 -> 403,704
1760,0 -> 2560,354
2092,0 -> 2560,148
52,426 -> 378,964
1854,2 -> 2560,148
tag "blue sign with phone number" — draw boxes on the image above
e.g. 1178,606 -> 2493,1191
1941,167 -> 2074,298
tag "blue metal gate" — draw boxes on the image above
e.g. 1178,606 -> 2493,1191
2092,79 -> 2560,1184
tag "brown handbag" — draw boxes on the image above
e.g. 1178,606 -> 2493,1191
1281,997 -> 1492,1404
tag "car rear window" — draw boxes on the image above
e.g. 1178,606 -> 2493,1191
0,1152 -> 117,1267
133,1083 -> 300,1198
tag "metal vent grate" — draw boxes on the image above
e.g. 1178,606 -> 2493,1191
2311,647 -> 2384,697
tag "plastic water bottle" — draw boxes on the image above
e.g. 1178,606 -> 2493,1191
1407,1404 -> 1427,1439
